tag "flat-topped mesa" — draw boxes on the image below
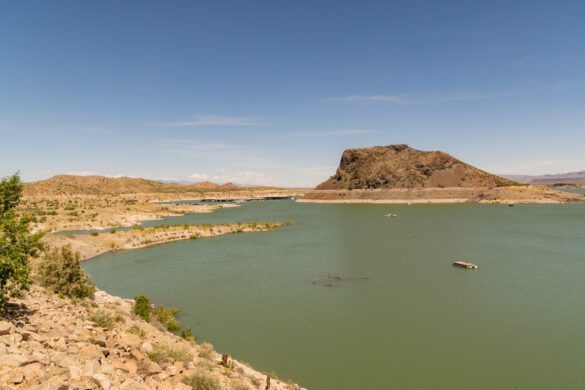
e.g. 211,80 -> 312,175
316,144 -> 516,190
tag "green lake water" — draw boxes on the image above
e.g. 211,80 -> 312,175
84,199 -> 585,389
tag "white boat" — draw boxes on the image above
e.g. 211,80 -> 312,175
384,213 -> 398,217
452,261 -> 478,269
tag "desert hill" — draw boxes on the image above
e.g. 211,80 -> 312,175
23,175 -> 275,196
502,171 -> 585,187
316,144 -> 516,190
303,145 -> 583,204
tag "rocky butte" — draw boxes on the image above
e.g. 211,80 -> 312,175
301,144 -> 584,204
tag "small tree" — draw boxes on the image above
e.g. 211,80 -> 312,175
132,295 -> 151,321
0,173 -> 43,313
37,245 -> 95,299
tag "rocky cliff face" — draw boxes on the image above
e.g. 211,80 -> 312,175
316,145 -> 516,190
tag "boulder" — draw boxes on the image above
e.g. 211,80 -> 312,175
78,344 -> 103,362
0,321 -> 12,336
92,373 -> 111,390
21,362 -> 46,381
4,369 -> 24,384
140,342 -> 153,354
118,334 -> 142,349
0,354 -> 28,368
119,379 -> 150,390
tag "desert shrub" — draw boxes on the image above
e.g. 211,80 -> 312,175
0,173 -> 43,312
181,326 -> 195,342
198,342 -> 215,360
129,325 -> 146,338
37,245 -> 95,299
89,310 -> 122,330
147,343 -> 192,364
90,231 -> 99,236
182,372 -> 220,390
286,381 -> 301,390
132,295 -> 151,321
152,304 -> 181,332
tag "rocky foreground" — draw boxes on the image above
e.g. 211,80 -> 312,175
0,286 -> 301,390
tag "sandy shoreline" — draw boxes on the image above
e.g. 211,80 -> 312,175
300,186 -> 585,205
45,222 -> 285,263
297,198 -> 469,204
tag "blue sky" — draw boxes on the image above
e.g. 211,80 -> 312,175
1,0 -> 584,187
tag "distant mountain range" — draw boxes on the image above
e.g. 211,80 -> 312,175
24,175 -> 276,196
501,171 -> 585,186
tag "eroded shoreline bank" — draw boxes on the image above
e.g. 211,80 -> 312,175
1,195 -> 304,389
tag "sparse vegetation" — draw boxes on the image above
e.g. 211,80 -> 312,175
147,343 -> 193,364
129,325 -> 146,339
182,371 -> 221,390
37,245 -> 95,299
198,342 -> 215,360
89,310 -> 122,330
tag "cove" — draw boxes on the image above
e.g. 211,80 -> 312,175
84,200 -> 585,389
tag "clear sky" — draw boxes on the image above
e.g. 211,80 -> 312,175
1,1 -> 584,187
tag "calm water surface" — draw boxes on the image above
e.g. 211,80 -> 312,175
84,200 -> 585,389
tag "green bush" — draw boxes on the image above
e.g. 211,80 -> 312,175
0,173 -> 43,313
152,304 -> 181,332
37,245 -> 95,299
132,295 -> 151,321
180,326 -> 195,342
